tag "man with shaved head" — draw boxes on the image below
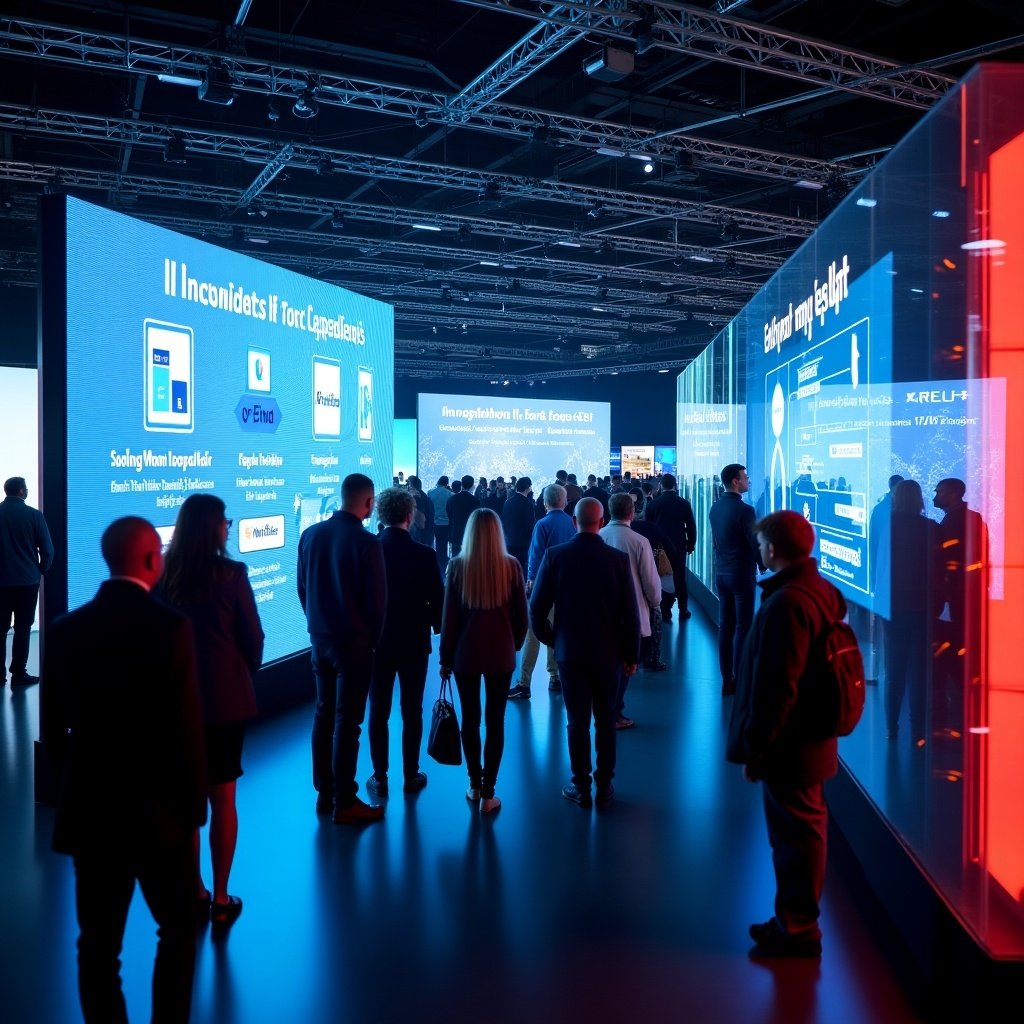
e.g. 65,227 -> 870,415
42,515 -> 206,1023
529,496 -> 640,808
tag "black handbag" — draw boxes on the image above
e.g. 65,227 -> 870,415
427,677 -> 462,766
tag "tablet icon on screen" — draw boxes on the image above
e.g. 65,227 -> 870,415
144,319 -> 194,433
312,356 -> 341,440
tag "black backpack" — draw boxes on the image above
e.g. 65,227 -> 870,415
792,587 -> 866,738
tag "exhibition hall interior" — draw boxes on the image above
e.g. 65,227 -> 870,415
2,2 -> 1024,1021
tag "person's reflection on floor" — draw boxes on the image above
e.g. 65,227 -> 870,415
876,480 -> 938,746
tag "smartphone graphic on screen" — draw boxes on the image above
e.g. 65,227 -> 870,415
144,319 -> 194,432
357,366 -> 373,442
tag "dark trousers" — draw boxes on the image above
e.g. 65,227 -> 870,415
73,829 -> 195,1024
434,525 -> 450,573
508,545 -> 528,579
368,650 -> 428,780
884,613 -> 928,738
0,583 -> 39,676
661,558 -> 689,616
311,640 -> 374,807
558,660 -> 618,790
762,780 -> 828,942
716,573 -> 755,685
453,670 -> 511,799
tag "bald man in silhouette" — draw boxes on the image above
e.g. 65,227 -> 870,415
43,516 -> 206,1024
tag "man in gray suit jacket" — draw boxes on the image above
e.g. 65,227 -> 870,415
529,497 -> 640,808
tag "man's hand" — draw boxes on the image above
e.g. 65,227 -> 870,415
624,662 -> 638,677
743,765 -> 759,783
440,666 -> 452,682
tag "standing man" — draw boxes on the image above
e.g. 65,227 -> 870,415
0,476 -> 54,686
297,473 -> 387,824
600,493 -> 661,728
709,464 -> 763,696
366,487 -> 444,797
406,475 -> 434,550
530,497 -> 640,807
645,473 -> 697,622
427,475 -> 453,572
508,483 -> 575,699
446,474 -> 481,558
501,476 -> 535,576
42,516 -> 206,1022
726,511 -> 845,957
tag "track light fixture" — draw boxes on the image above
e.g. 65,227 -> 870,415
162,135 -> 187,165
293,89 -> 319,119
198,64 -> 235,105
456,223 -> 472,243
719,217 -> 739,243
330,210 -> 345,230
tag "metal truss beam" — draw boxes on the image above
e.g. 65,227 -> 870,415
0,16 -> 875,186
0,104 -> 813,237
458,1 -> 956,108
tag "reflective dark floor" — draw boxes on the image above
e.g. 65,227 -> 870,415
2,612 -> 927,1023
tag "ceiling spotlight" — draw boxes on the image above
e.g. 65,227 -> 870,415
267,101 -> 281,123
316,156 -> 332,176
721,256 -> 740,277
162,135 -> 187,165
414,113 -> 429,128
643,161 -> 654,174
292,89 -> 319,119
586,201 -> 605,219
198,64 -> 235,105
478,180 -> 501,202
456,223 -> 472,243
719,217 -> 739,243
330,210 -> 345,230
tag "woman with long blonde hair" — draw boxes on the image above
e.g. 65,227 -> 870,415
440,507 -> 528,812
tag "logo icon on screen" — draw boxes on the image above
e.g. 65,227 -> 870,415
357,367 -> 373,442
248,348 -> 271,393
312,356 -> 342,440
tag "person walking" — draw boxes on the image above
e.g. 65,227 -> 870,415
155,493 -> 265,927
0,476 -> 54,686
645,473 -> 697,622
440,508 -> 528,814
42,516 -> 206,1022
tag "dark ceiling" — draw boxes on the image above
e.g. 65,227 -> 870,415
2,0 -> 1023,381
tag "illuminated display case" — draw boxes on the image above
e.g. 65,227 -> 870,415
678,64 -> 1024,964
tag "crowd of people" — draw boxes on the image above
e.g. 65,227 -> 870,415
10,458 -> 989,1017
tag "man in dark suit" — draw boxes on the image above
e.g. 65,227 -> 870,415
42,516 -> 207,1024
298,473 -> 387,824
501,475 -> 535,575
366,487 -> 444,797
530,497 -> 640,808
581,475 -> 610,524
645,472 -> 697,621
709,463 -> 764,695
446,474 -> 481,557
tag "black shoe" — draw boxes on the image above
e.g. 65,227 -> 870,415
403,772 -> 428,792
315,794 -> 333,814
507,684 -> 531,700
661,612 -> 673,623
562,783 -> 592,808
366,774 -> 388,798
332,797 -> 385,824
596,783 -> 615,806
749,919 -> 821,957
10,673 -> 38,687
548,678 -> 561,692
210,895 -> 243,927
681,610 -> 692,620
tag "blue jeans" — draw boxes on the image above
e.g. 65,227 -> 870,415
716,573 -> 755,686
310,640 -> 374,807
558,660 -> 619,790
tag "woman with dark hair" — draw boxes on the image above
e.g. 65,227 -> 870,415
156,493 -> 264,925
440,507 -> 528,813
880,479 -> 937,745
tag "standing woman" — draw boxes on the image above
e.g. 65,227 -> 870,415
157,493 -> 264,925
440,507 -> 528,813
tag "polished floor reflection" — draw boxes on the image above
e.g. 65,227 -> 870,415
2,617 -> 927,1023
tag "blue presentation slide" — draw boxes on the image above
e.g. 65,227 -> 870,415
64,197 -> 394,663
416,393 -> 610,483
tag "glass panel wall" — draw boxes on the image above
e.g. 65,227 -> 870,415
678,64 -> 1024,956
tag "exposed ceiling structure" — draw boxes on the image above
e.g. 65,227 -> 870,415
1,0 -> 1023,381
